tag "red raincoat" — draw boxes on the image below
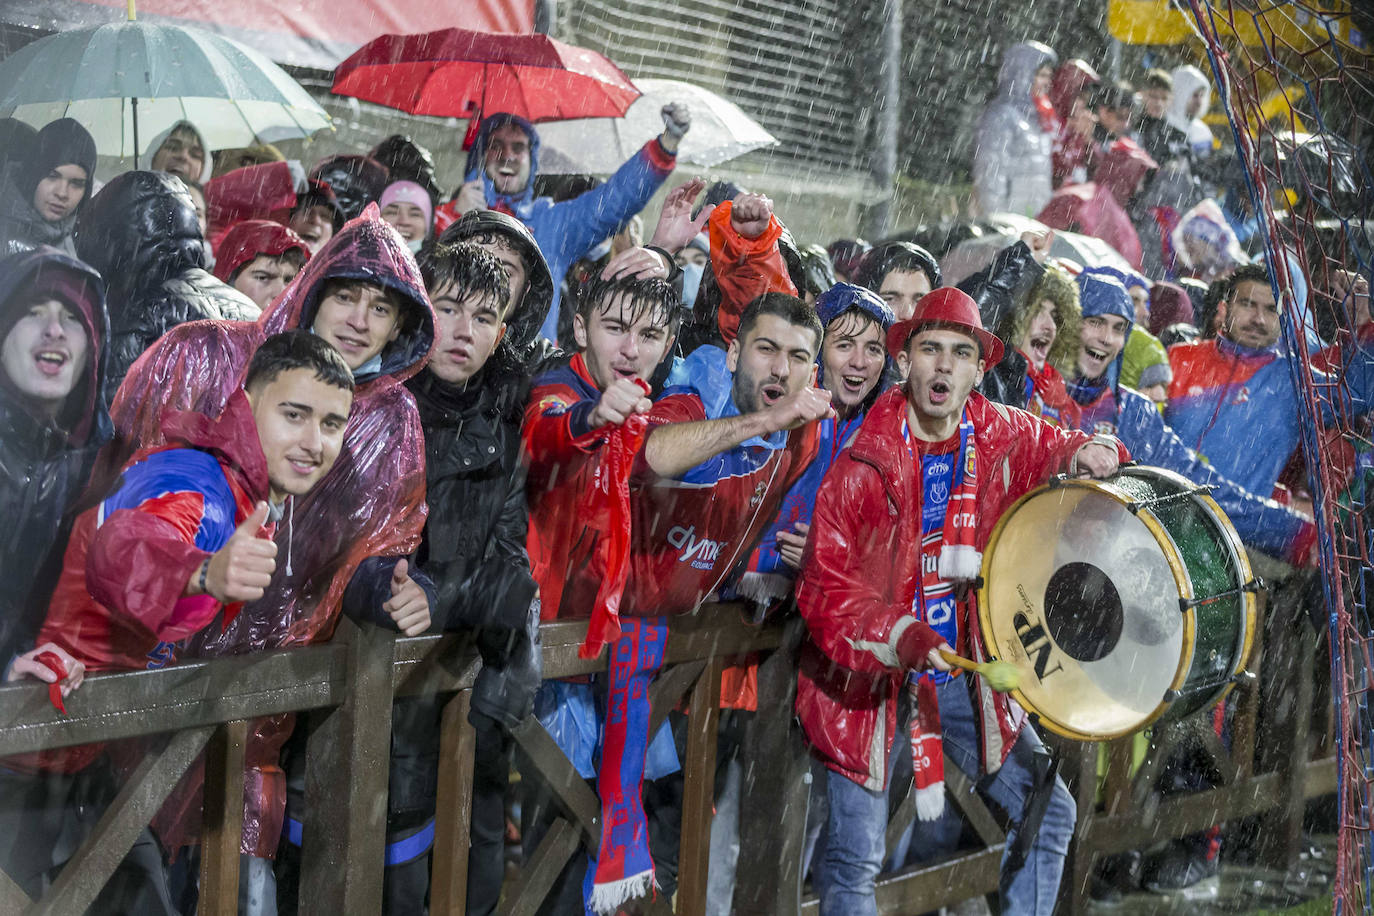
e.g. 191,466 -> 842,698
1037,139 -> 1157,270
794,388 -> 1120,789
15,392 -> 271,776
106,206 -> 435,857
707,200 -> 796,344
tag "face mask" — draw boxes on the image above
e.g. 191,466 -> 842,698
681,261 -> 705,310
407,238 -> 424,255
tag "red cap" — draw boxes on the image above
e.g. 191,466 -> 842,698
213,219 -> 310,283
885,287 -> 1004,366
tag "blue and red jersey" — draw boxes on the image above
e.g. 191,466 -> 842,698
524,353 -> 616,619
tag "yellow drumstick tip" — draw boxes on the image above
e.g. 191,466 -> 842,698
939,650 -> 1020,693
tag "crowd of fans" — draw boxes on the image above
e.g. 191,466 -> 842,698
0,32 -> 1369,916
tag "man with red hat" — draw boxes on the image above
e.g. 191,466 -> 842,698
213,220 -> 310,310
795,287 -> 1126,916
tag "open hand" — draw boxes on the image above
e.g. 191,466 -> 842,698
649,178 -> 713,253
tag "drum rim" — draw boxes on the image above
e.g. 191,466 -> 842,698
978,468 -> 1244,741
1121,466 -> 1259,711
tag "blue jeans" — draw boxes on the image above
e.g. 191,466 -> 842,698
811,764 -> 888,916
909,676 -> 1076,916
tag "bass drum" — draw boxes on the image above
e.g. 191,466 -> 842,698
978,465 -> 1258,741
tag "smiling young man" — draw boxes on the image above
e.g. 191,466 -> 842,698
1065,269 -> 1314,559
1,331 -> 352,912
143,120 -> 212,185
796,287 -> 1124,916
104,206 -> 437,897
439,105 -> 689,343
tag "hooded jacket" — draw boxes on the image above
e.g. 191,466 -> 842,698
981,258 -> 1080,428
1066,273 -> 1314,560
449,113 -> 675,343
0,119 -> 97,259
974,41 -> 1058,217
212,219 -> 309,284
1050,59 -> 1101,187
1037,139 -> 1156,270
105,206 -> 436,857
139,120 -> 213,184
958,240 -> 1049,410
0,247 -> 110,663
795,388 -> 1098,789
75,171 -> 260,397
25,392 -> 273,775
1167,66 -> 1216,159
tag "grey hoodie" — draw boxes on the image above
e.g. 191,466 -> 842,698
973,41 -> 1057,217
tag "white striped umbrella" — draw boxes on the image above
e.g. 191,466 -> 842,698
0,19 -> 331,158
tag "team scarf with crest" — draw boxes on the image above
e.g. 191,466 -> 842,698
902,407 -> 980,819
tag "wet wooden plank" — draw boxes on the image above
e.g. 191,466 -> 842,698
676,657 -> 721,916
497,817 -> 580,916
199,719 -> 248,916
431,690 -> 475,916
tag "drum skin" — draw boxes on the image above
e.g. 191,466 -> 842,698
978,466 -> 1257,740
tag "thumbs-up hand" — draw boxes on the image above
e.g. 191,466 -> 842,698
383,558 -> 431,636
203,502 -> 277,603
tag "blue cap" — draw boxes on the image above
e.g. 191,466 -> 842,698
816,282 -> 895,332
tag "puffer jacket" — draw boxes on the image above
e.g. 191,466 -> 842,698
959,240 -> 1046,408
0,247 -> 109,662
108,205 -> 436,858
973,41 -> 1058,217
795,388 -> 1104,789
385,352 -> 540,821
74,171 -> 259,396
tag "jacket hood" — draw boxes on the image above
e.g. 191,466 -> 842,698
996,41 -> 1057,106
1050,59 -> 1100,122
462,113 -> 541,214
213,219 -> 310,283
1096,139 -> 1157,207
17,118 -> 97,207
259,202 -> 435,387
159,388 -> 269,502
1148,282 -> 1194,336
139,119 -> 213,184
75,170 -> 208,307
436,207 -> 555,350
1002,265 -> 1081,374
1167,66 -> 1211,133
0,245 -> 110,447
1074,271 -> 1134,391
1,168 -> 77,250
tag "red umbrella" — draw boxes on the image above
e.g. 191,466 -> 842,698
331,28 -> 641,125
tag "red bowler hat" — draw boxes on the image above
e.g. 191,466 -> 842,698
885,287 -> 1005,366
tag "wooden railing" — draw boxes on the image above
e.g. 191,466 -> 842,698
0,554 -> 1336,915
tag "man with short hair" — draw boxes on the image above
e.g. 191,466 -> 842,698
1166,261 -> 1374,501
214,220 -> 310,310
439,209 -> 557,365
440,105 -> 691,342
1135,69 -> 1190,168
2,330 -> 354,912
105,206 -> 437,900
1065,271 -> 1315,562
852,241 -> 942,322
797,287 -> 1124,916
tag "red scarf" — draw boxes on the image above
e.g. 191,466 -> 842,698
1022,355 -> 1082,430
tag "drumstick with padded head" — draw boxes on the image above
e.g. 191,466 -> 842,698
938,649 -> 1021,692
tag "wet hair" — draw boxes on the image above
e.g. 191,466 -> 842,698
245,329 -> 355,394
852,242 -> 942,294
419,242 -> 511,318
574,272 -> 681,336
737,292 -> 823,355
1142,69 -> 1173,93
1226,263 -> 1273,300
